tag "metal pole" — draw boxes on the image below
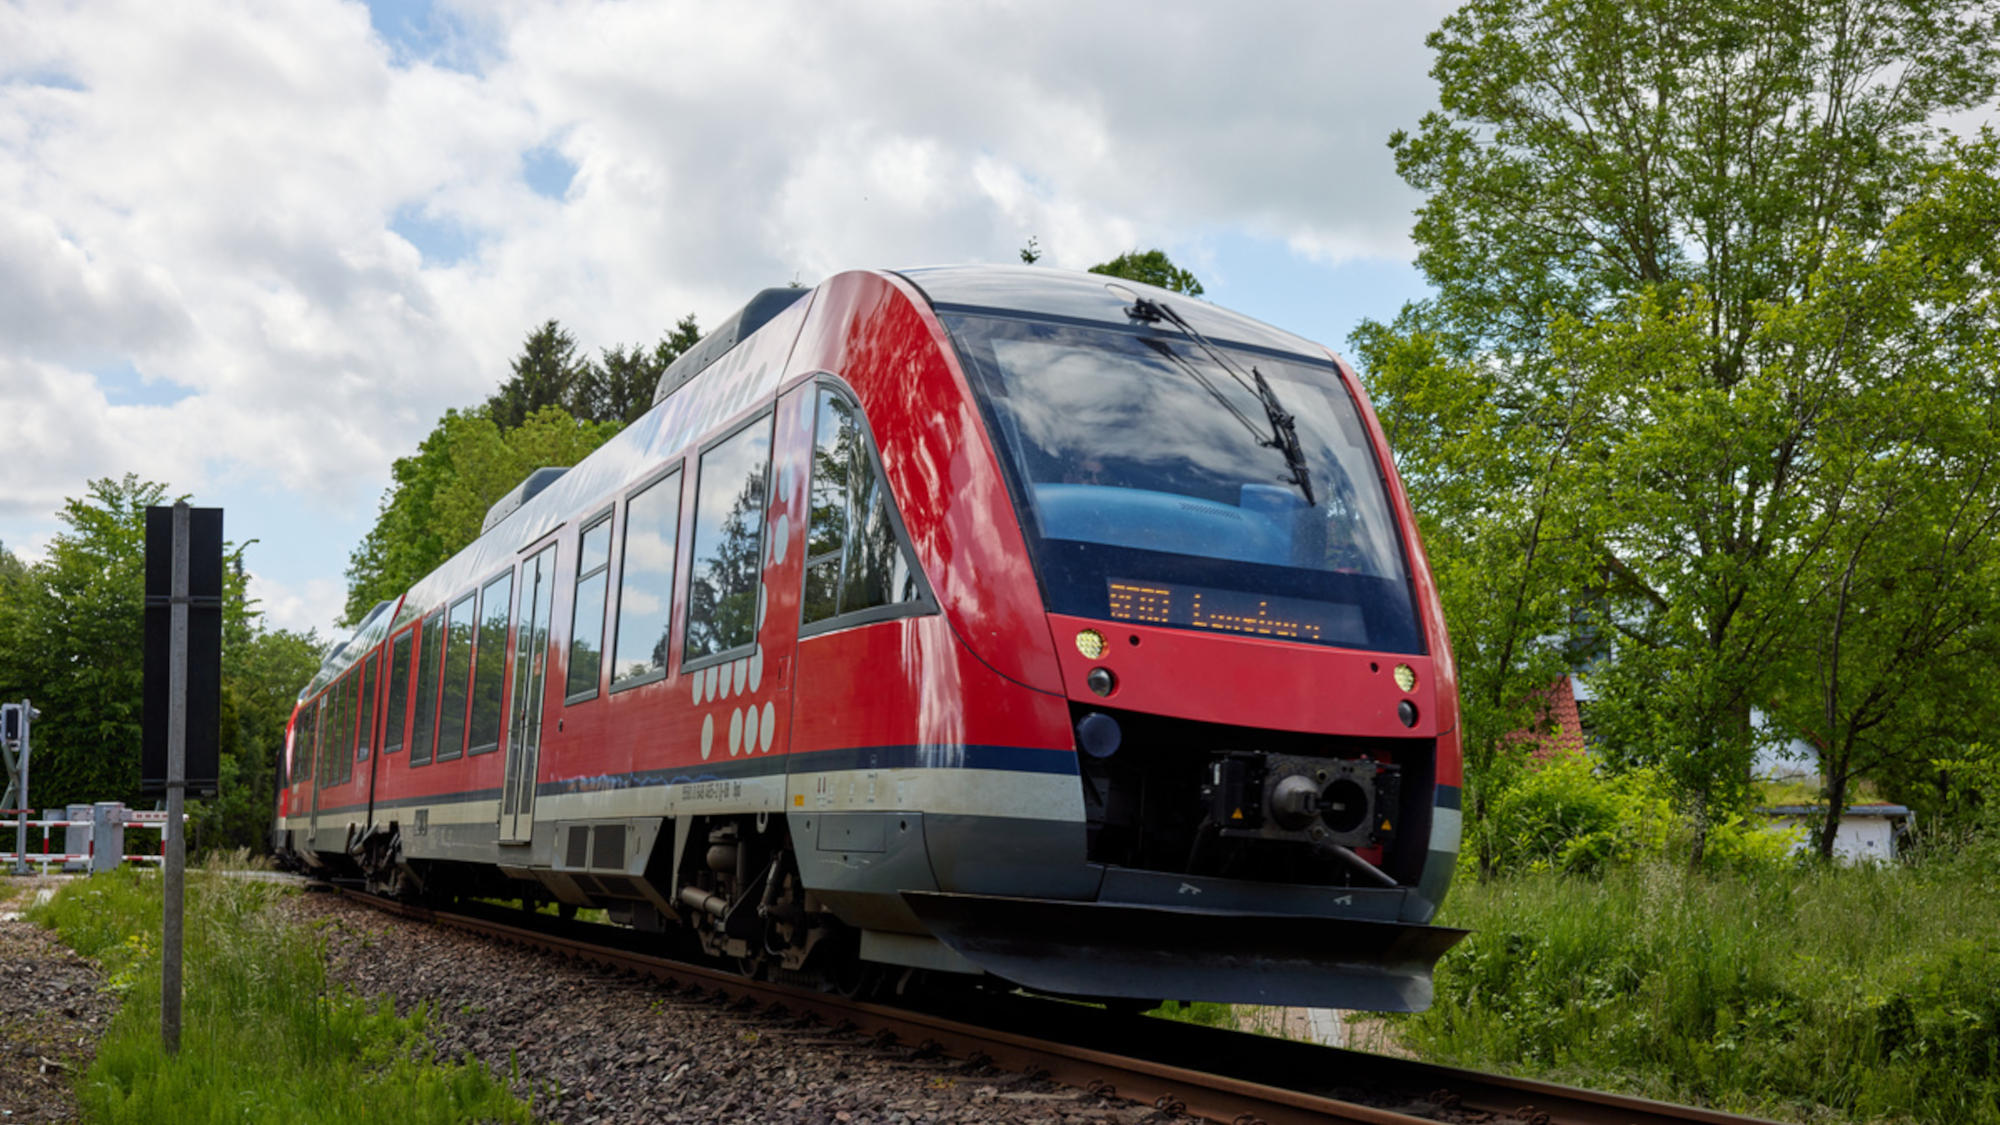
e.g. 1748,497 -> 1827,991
162,501 -> 187,1055
10,702 -> 27,876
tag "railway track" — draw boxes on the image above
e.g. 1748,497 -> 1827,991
329,886 -> 1784,1125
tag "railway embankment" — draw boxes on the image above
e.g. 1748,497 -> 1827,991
291,889 -> 1166,1123
1399,848 -> 2000,1124
12,865 -> 1167,1123
0,877 -> 111,1124
18,864 -> 533,1124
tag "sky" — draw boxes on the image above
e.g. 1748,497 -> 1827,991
0,0 -> 1454,639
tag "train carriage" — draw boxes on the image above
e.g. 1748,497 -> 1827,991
275,265 -> 1465,1010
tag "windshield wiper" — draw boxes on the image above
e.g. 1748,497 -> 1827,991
1128,295 -> 1316,506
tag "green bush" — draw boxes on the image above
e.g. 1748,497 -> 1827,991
1405,854 -> 2000,1123
1702,812 -> 1802,873
1476,754 -> 1800,875
1481,754 -> 1676,874
30,864 -> 536,1125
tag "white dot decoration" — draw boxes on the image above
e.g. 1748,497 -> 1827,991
772,514 -> 790,564
700,714 -> 714,760
728,708 -> 743,756
743,704 -> 759,752
706,665 -> 720,699
692,670 -> 705,706
760,701 -> 776,752
733,658 -> 748,695
750,649 -> 764,691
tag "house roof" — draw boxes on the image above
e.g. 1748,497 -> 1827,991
1756,804 -> 1911,819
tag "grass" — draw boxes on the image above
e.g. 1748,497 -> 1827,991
29,860 -> 538,1125
1402,842 -> 2000,1124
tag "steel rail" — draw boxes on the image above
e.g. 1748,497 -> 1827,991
330,888 -> 1787,1125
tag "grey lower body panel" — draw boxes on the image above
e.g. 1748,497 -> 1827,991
923,812 -> 1096,899
791,809 -> 939,932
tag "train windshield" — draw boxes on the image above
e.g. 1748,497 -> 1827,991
945,313 -> 1423,654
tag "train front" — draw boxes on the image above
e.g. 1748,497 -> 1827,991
896,267 -> 1465,1011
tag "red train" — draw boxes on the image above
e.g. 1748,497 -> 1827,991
275,265 -> 1465,1010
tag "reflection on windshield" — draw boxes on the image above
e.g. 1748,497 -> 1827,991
948,315 -> 1422,654
983,331 -> 1404,579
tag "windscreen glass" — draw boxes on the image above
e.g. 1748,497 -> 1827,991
945,313 -> 1422,654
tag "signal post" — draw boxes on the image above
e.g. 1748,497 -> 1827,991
143,502 -> 222,1054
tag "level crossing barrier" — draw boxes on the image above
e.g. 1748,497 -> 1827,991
0,803 -> 177,874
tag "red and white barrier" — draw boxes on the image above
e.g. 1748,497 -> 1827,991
0,808 -> 175,873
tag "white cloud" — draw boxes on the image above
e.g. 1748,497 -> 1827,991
0,0 -> 1456,619
246,569 -> 347,638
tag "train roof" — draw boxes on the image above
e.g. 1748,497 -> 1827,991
896,264 -> 1331,362
651,288 -> 810,408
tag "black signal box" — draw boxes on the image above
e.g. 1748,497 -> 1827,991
143,506 -> 223,798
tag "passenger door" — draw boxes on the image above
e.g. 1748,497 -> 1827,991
501,542 -> 558,843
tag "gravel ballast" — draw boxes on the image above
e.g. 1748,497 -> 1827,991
0,879 -> 114,1124
294,892 -> 1182,1124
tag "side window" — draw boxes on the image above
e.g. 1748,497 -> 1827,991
411,609 -> 444,767
331,676 -> 353,785
319,687 -> 338,787
383,631 -> 412,754
802,388 -> 923,626
306,699 -> 323,787
567,515 -> 612,701
612,469 -> 683,689
320,692 -> 338,787
356,653 -> 376,763
436,592 -> 476,762
685,415 -> 773,663
344,674 -> 360,782
468,571 -> 513,754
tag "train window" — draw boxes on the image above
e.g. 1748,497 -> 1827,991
467,570 -> 513,754
329,676 -> 351,786
345,674 -> 360,782
319,687 -> 337,787
436,591 -> 476,762
411,608 -> 444,767
684,413 -> 773,664
356,653 -> 376,762
611,468 -> 683,690
316,696 -> 329,786
306,699 -> 323,788
802,388 -> 924,628
383,630 -> 411,754
566,513 -> 613,703
323,689 -> 340,788
341,674 -> 358,783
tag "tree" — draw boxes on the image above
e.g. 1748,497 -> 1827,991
0,476 -> 303,852
1089,249 -> 1204,296
1351,315 -> 1603,873
1019,236 -> 1042,265
574,314 -> 702,426
486,320 -> 589,432
1760,150 -> 2000,855
350,312 -> 697,621
0,476 -> 166,807
1370,0 -> 2000,854
344,407 -> 623,623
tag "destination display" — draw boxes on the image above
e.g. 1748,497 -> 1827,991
1106,578 -> 1366,646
